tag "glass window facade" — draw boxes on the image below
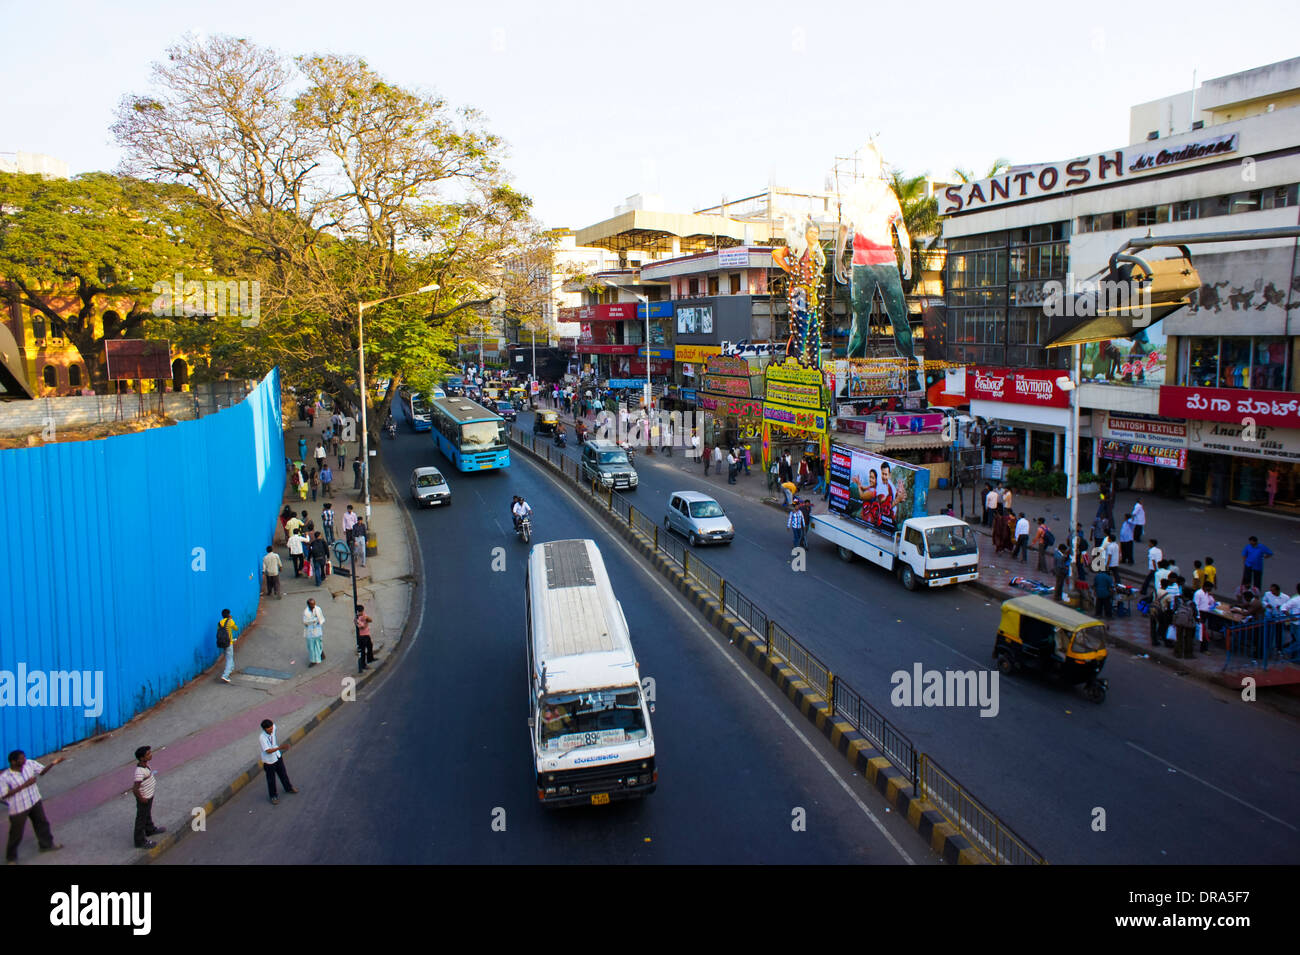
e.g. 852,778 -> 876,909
1180,336 -> 1289,390
1077,184 -> 1299,233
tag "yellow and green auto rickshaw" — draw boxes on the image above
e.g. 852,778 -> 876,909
992,595 -> 1109,703
533,409 -> 559,436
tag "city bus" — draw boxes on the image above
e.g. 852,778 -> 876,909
526,538 -> 656,808
430,396 -> 511,471
403,389 -> 432,432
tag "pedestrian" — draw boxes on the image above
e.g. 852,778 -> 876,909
318,464 -> 332,497
336,434 -> 346,470
321,502 -> 336,545
1074,524 -> 1089,582
297,435 -> 307,462
812,455 -> 826,495
797,456 -> 810,488
779,451 -> 793,486
1033,517 -> 1049,571
1241,536 -> 1272,591
297,468 -> 309,502
263,545 -> 283,599
353,458 -> 363,490
983,484 -> 996,527
352,517 -> 368,568
217,608 -> 238,684
308,532 -> 329,586
1093,568 -> 1114,618
703,442 -> 712,475
1012,512 -> 1030,563
743,444 -> 752,476
992,511 -> 1013,554
1173,592 -> 1198,659
355,604 -> 376,672
306,402 -> 316,427
2,750 -> 66,862
1052,543 -> 1070,601
710,444 -> 723,478
1131,498 -> 1146,542
727,448 -> 738,484
781,479 -> 798,509
1119,513 -> 1135,564
258,720 -> 298,805
308,467 -> 319,502
1203,556 -> 1217,590
1142,539 -> 1163,594
342,504 -> 358,543
131,745 -> 166,850
1194,580 -> 1219,652
787,499 -> 806,548
1104,533 -> 1120,571
287,527 -> 307,578
303,598 -> 326,666
1002,487 -> 1013,514
278,504 -> 294,544
314,440 -> 327,470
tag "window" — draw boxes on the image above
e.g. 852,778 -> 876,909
1173,200 -> 1198,221
42,366 -> 58,388
1229,190 -> 1262,214
1181,336 -> 1289,390
31,317 -> 45,340
707,276 -> 719,296
69,366 -> 82,388
688,278 -> 700,297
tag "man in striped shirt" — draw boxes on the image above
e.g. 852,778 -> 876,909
788,500 -> 807,548
3,749 -> 65,862
132,745 -> 166,849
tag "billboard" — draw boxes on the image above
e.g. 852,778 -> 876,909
827,443 -> 928,534
884,413 -> 945,436
676,305 -> 714,335
104,339 -> 172,381
764,361 -> 824,410
1080,322 -> 1166,387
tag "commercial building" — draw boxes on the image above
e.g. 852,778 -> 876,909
938,56 -> 1300,508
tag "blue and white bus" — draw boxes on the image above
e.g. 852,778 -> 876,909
431,396 -> 511,472
403,390 -> 432,432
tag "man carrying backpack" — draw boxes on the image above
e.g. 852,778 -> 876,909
216,609 -> 238,684
1035,518 -> 1055,572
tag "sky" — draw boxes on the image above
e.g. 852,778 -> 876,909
3,0 -> 1299,231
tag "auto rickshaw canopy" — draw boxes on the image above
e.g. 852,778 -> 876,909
538,410 -> 558,423
999,595 -> 1103,641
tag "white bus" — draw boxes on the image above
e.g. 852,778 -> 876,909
526,538 -> 657,807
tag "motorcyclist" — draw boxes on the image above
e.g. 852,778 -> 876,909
554,424 -> 567,447
511,496 -> 533,532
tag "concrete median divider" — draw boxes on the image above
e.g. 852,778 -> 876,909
510,428 -> 1045,865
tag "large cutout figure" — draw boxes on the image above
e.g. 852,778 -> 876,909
772,213 -> 825,368
833,146 -> 914,370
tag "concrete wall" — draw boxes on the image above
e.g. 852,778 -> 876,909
0,382 -> 253,439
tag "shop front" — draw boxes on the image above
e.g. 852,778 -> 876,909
761,360 -> 830,471
969,367 -> 1074,472
1095,411 -> 1188,495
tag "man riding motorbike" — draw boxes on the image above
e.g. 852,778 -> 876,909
511,495 -> 533,533
554,424 -> 567,448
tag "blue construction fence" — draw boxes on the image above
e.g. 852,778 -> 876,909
1,367 -> 284,758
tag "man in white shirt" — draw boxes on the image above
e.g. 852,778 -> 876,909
985,487 -> 998,526
262,546 -> 282,599
258,720 -> 298,805
1262,583 -> 1290,612
1012,513 -> 1030,563
1104,534 -> 1120,571
1141,539 -> 1164,594
2,750 -> 65,861
287,530 -> 308,578
1194,581 -> 1218,652
1131,499 -> 1146,541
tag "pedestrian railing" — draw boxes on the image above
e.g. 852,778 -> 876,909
1222,614 -> 1300,671
509,425 -> 1045,864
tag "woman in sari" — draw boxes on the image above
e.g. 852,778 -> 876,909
303,598 -> 326,666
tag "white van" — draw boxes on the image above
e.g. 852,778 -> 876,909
526,539 -> 657,807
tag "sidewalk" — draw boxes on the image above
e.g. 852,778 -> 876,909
542,404 -> 1300,696
17,408 -> 417,866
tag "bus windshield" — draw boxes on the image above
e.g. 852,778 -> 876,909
411,398 -> 431,417
460,420 -> 506,450
925,524 -> 978,558
539,689 -> 647,753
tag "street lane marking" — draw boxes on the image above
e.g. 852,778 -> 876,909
1125,741 -> 1297,831
538,457 -> 917,865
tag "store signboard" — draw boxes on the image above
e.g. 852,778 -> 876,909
762,405 -> 827,432
884,413 -> 945,436
702,375 -> 751,397
764,361 -> 824,411
1100,439 -> 1187,469
705,355 -> 750,376
698,394 -> 762,417
1186,419 -> 1300,463
1101,412 -> 1187,448
717,248 -> 750,268
828,443 -> 929,534
990,432 -> 1020,461
1159,385 -> 1300,430
675,344 -> 722,364
969,368 -> 1069,408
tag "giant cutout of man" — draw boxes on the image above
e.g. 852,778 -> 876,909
833,145 -> 914,367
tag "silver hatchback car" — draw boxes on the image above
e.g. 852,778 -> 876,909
410,466 -> 452,507
664,491 -> 734,546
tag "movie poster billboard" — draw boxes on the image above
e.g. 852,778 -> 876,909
1080,321 -> 1166,387
827,443 -> 929,534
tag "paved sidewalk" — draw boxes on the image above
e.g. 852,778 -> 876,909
16,409 -> 416,866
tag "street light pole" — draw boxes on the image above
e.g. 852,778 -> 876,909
357,283 -> 439,524
1059,347 -> 1082,597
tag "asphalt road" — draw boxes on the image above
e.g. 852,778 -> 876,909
161,414 -> 932,865
520,408 -> 1300,864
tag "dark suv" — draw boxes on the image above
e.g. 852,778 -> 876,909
580,439 -> 638,491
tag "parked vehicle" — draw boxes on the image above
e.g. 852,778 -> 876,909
993,596 -> 1109,703
410,466 -> 452,507
664,491 -> 734,546
581,439 -> 638,492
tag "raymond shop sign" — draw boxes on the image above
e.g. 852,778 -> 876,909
969,368 -> 1069,408
1160,385 -> 1300,430
1100,439 -> 1187,470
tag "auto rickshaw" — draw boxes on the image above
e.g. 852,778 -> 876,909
992,595 -> 1109,703
533,409 -> 559,435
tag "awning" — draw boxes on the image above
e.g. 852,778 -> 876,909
866,433 -> 953,451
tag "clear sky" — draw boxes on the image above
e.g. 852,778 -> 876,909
3,0 -> 1298,230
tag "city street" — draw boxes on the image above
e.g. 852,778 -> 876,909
162,420 -> 931,865
516,408 -> 1300,863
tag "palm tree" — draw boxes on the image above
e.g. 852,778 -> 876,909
951,158 -> 1012,184
888,168 -> 940,293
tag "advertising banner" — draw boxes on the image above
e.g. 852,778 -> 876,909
705,355 -> 751,376
1159,385 -> 1300,430
764,362 -> 824,411
884,413 -> 945,436
762,405 -> 827,432
1186,419 -> 1300,463
1101,412 -> 1187,448
676,305 -> 714,335
702,375 -> 752,397
1080,323 -> 1166,387
834,359 -> 908,399
828,444 -> 929,534
969,368 -> 1069,408
1100,439 -> 1187,469
676,344 -> 722,364
990,432 -> 1020,461
698,395 -> 762,416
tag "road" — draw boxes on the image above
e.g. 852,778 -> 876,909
519,407 -> 1300,864
162,414 -> 931,865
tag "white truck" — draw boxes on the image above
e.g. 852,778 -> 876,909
809,511 -> 980,591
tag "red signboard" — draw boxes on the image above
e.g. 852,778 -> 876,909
577,343 -> 639,355
990,432 -> 1021,461
105,339 -> 172,381
968,368 -> 1069,408
1100,439 -> 1187,470
560,303 -> 640,323
1159,385 -> 1300,429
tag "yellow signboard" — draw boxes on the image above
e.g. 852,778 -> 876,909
764,360 -> 824,410
675,344 -> 722,364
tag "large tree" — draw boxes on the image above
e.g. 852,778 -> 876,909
112,35 -> 533,444
0,171 -> 227,391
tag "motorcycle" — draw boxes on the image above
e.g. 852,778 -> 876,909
384,417 -> 396,439
516,515 -> 531,544
554,431 -> 567,449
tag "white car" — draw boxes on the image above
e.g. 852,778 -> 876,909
664,491 -> 734,546
410,467 -> 452,507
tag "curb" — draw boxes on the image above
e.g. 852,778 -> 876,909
142,469 -> 424,864
513,433 -> 987,865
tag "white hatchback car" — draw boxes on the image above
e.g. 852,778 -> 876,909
410,467 -> 452,507
664,491 -> 734,546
